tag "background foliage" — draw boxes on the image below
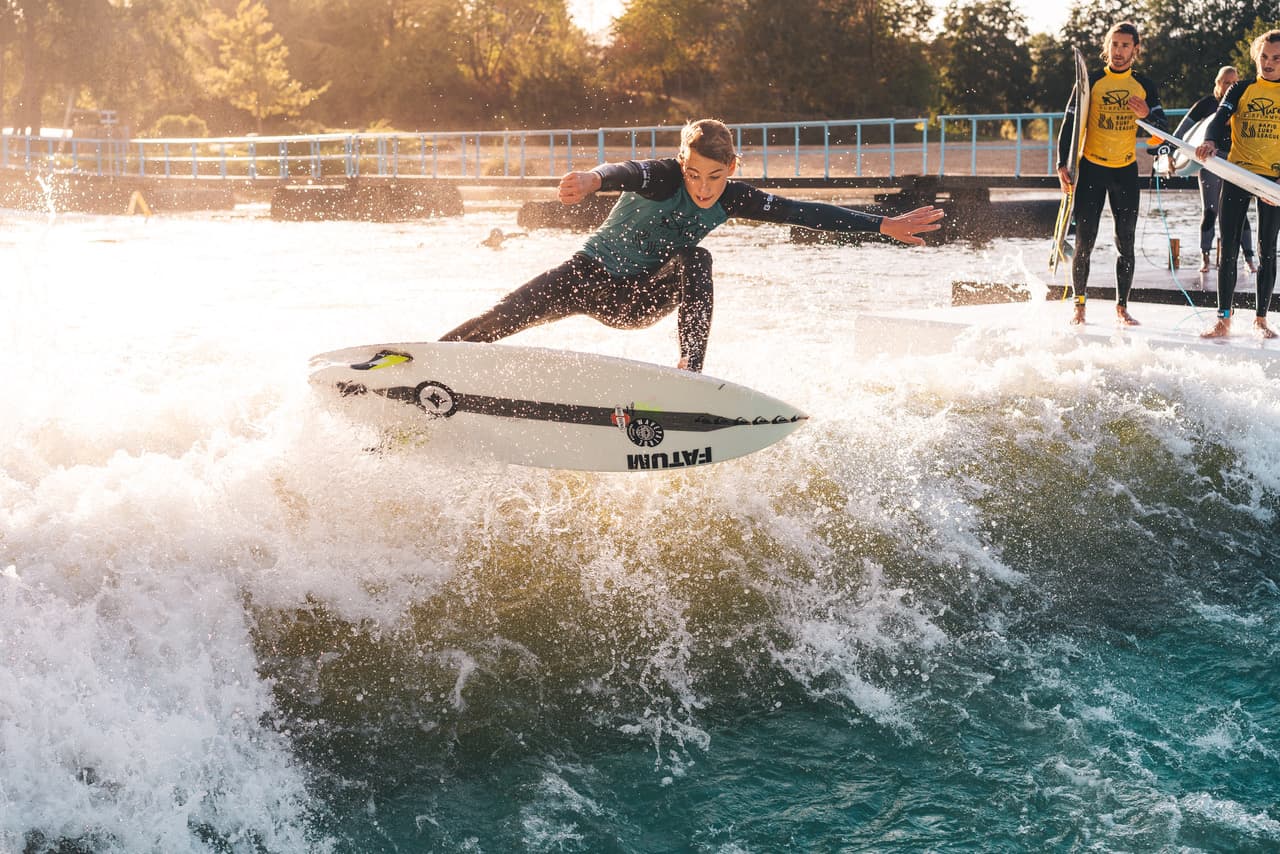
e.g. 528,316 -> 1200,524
0,0 -> 1276,137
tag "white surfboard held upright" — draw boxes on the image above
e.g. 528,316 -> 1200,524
309,342 -> 808,472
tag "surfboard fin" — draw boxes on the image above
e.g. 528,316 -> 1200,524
351,350 -> 413,371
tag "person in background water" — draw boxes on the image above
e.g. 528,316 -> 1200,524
1172,66 -> 1256,275
1197,30 -> 1280,340
1056,21 -> 1168,327
440,118 -> 944,372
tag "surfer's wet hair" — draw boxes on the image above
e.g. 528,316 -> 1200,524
1250,30 -> 1280,63
678,119 -> 740,167
1100,21 -> 1142,62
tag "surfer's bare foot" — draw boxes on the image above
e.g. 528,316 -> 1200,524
676,356 -> 690,370
1198,252 -> 1210,273
1246,258 -> 1258,274
1116,305 -> 1139,326
1200,318 -> 1231,339
1254,317 -> 1277,339
1070,303 -> 1086,326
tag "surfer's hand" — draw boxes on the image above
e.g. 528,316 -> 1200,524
1127,96 -> 1150,118
879,205 -> 944,246
1195,141 -> 1217,161
1057,166 -> 1073,194
558,171 -> 602,205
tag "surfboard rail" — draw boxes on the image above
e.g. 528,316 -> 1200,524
309,342 -> 809,472
1138,118 -> 1280,206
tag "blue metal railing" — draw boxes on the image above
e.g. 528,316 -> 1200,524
0,111 -> 1188,182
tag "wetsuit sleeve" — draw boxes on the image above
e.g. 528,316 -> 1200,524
589,159 -> 684,199
1057,85 -> 1079,168
1174,95 -> 1216,138
719,183 -> 883,232
1137,74 -> 1168,132
1205,80 -> 1246,150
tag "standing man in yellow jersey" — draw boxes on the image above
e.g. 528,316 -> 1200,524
1196,30 -> 1280,340
1056,22 -> 1168,326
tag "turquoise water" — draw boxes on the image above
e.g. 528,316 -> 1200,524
2,194 -> 1277,851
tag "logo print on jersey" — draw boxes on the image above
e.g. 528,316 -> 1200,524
1102,89 -> 1131,107
1245,97 -> 1280,119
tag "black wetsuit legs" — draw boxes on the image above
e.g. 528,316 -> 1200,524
1218,181 -> 1280,317
439,246 -> 715,371
1200,170 -> 1254,259
1071,159 -> 1139,305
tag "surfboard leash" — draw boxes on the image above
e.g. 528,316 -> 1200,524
1147,168 -> 1210,330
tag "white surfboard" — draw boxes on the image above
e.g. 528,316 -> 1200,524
308,342 -> 808,472
1170,116 -> 1212,176
1139,118 -> 1280,205
1049,46 -> 1091,273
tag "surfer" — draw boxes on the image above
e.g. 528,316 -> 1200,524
1056,21 -> 1168,327
1173,67 -> 1256,275
1196,30 -> 1280,340
439,118 -> 944,372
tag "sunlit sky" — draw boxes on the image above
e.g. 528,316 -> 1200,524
567,0 -> 1069,40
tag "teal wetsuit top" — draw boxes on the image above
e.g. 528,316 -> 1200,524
440,158 -> 886,371
583,158 -> 883,276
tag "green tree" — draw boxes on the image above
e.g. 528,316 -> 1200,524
203,0 -> 327,133
1028,32 -> 1074,114
608,0 -> 727,108
715,0 -> 936,121
5,0 -> 118,133
936,0 -> 1033,115
91,0 -> 207,132
1144,2 -> 1277,108
0,1 -> 15,127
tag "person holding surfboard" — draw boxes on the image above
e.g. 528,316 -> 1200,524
1195,30 -> 1280,340
1056,21 -> 1168,327
1173,67 -> 1257,275
439,118 -> 944,372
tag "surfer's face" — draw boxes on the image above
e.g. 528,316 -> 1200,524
1257,43 -> 1280,81
680,150 -> 736,209
1106,34 -> 1138,72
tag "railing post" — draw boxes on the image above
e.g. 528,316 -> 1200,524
1047,116 -> 1056,173
597,128 -> 605,165
794,125 -> 801,177
1015,116 -> 1023,176
823,121 -> 834,176
939,117 -> 947,174
889,122 -> 896,176
856,124 -> 862,177
970,119 -> 978,176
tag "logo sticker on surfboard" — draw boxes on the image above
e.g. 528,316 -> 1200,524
626,417 -> 664,447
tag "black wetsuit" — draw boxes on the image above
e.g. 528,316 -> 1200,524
1057,65 -> 1167,305
439,158 -> 883,372
1175,95 -> 1254,260
1203,76 -> 1280,319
